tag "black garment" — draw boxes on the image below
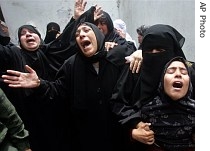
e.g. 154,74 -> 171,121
110,24 -> 195,150
140,57 -> 195,151
0,44 -> 59,151
139,24 -> 195,102
0,24 -> 78,151
0,21 -> 10,46
44,22 -> 60,44
37,22 -> 134,151
104,11 -> 137,51
94,9 -> 137,51
0,9 -> 116,150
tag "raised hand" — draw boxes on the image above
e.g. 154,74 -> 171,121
125,50 -> 143,73
105,42 -> 118,51
94,5 -> 103,21
74,0 -> 87,19
2,65 -> 40,88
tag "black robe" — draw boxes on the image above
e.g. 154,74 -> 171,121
140,57 -> 195,150
0,44 -> 62,151
0,8 -> 111,151
36,22 -> 134,151
110,24 -> 195,150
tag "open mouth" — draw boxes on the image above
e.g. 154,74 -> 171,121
81,40 -> 91,49
172,81 -> 183,88
26,39 -> 35,43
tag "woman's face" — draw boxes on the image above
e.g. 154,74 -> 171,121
19,28 -> 41,51
96,22 -> 108,36
164,61 -> 190,100
137,34 -> 143,44
75,24 -> 98,57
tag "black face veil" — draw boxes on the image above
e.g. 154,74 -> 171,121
140,24 -> 186,102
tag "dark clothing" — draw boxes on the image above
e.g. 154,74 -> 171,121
0,14 -> 100,151
38,52 -> 129,151
110,25 -> 195,150
102,10 -> 137,51
93,9 -> 137,51
37,22 -> 134,151
146,144 -> 195,151
0,21 -> 10,46
0,44 -> 59,151
140,57 -> 195,151
0,23 -> 78,151
44,22 -> 60,44
111,57 -> 195,151
0,88 -> 30,151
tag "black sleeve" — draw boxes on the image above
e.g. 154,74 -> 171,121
110,65 -> 141,129
36,57 -> 74,101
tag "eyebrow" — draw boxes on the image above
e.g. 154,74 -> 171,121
167,66 -> 187,70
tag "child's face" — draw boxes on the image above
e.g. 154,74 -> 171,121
164,61 -> 190,100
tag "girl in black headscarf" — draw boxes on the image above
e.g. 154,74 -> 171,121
140,56 -> 195,151
110,24 -> 195,150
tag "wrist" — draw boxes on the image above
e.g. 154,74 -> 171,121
130,128 -> 137,141
36,78 -> 40,87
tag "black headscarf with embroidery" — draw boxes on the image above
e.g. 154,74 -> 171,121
140,57 -> 195,150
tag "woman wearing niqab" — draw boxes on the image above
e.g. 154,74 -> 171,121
110,24 -> 195,149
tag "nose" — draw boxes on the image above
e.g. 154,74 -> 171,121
25,31 -> 32,37
78,30 -> 86,38
174,69 -> 182,78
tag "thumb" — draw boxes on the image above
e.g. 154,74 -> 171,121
25,65 -> 35,73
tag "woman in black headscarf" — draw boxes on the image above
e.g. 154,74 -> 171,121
94,11 -> 137,51
44,22 -> 60,44
0,24 -> 62,151
140,56 -> 195,151
2,22 -> 135,151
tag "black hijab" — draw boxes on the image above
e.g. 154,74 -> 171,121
72,22 -> 107,109
44,22 -> 60,44
95,11 -> 127,45
72,22 -> 131,109
18,25 -> 42,50
140,57 -> 195,150
17,25 -> 56,81
139,24 -> 186,102
75,22 -> 107,63
159,56 -> 193,100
